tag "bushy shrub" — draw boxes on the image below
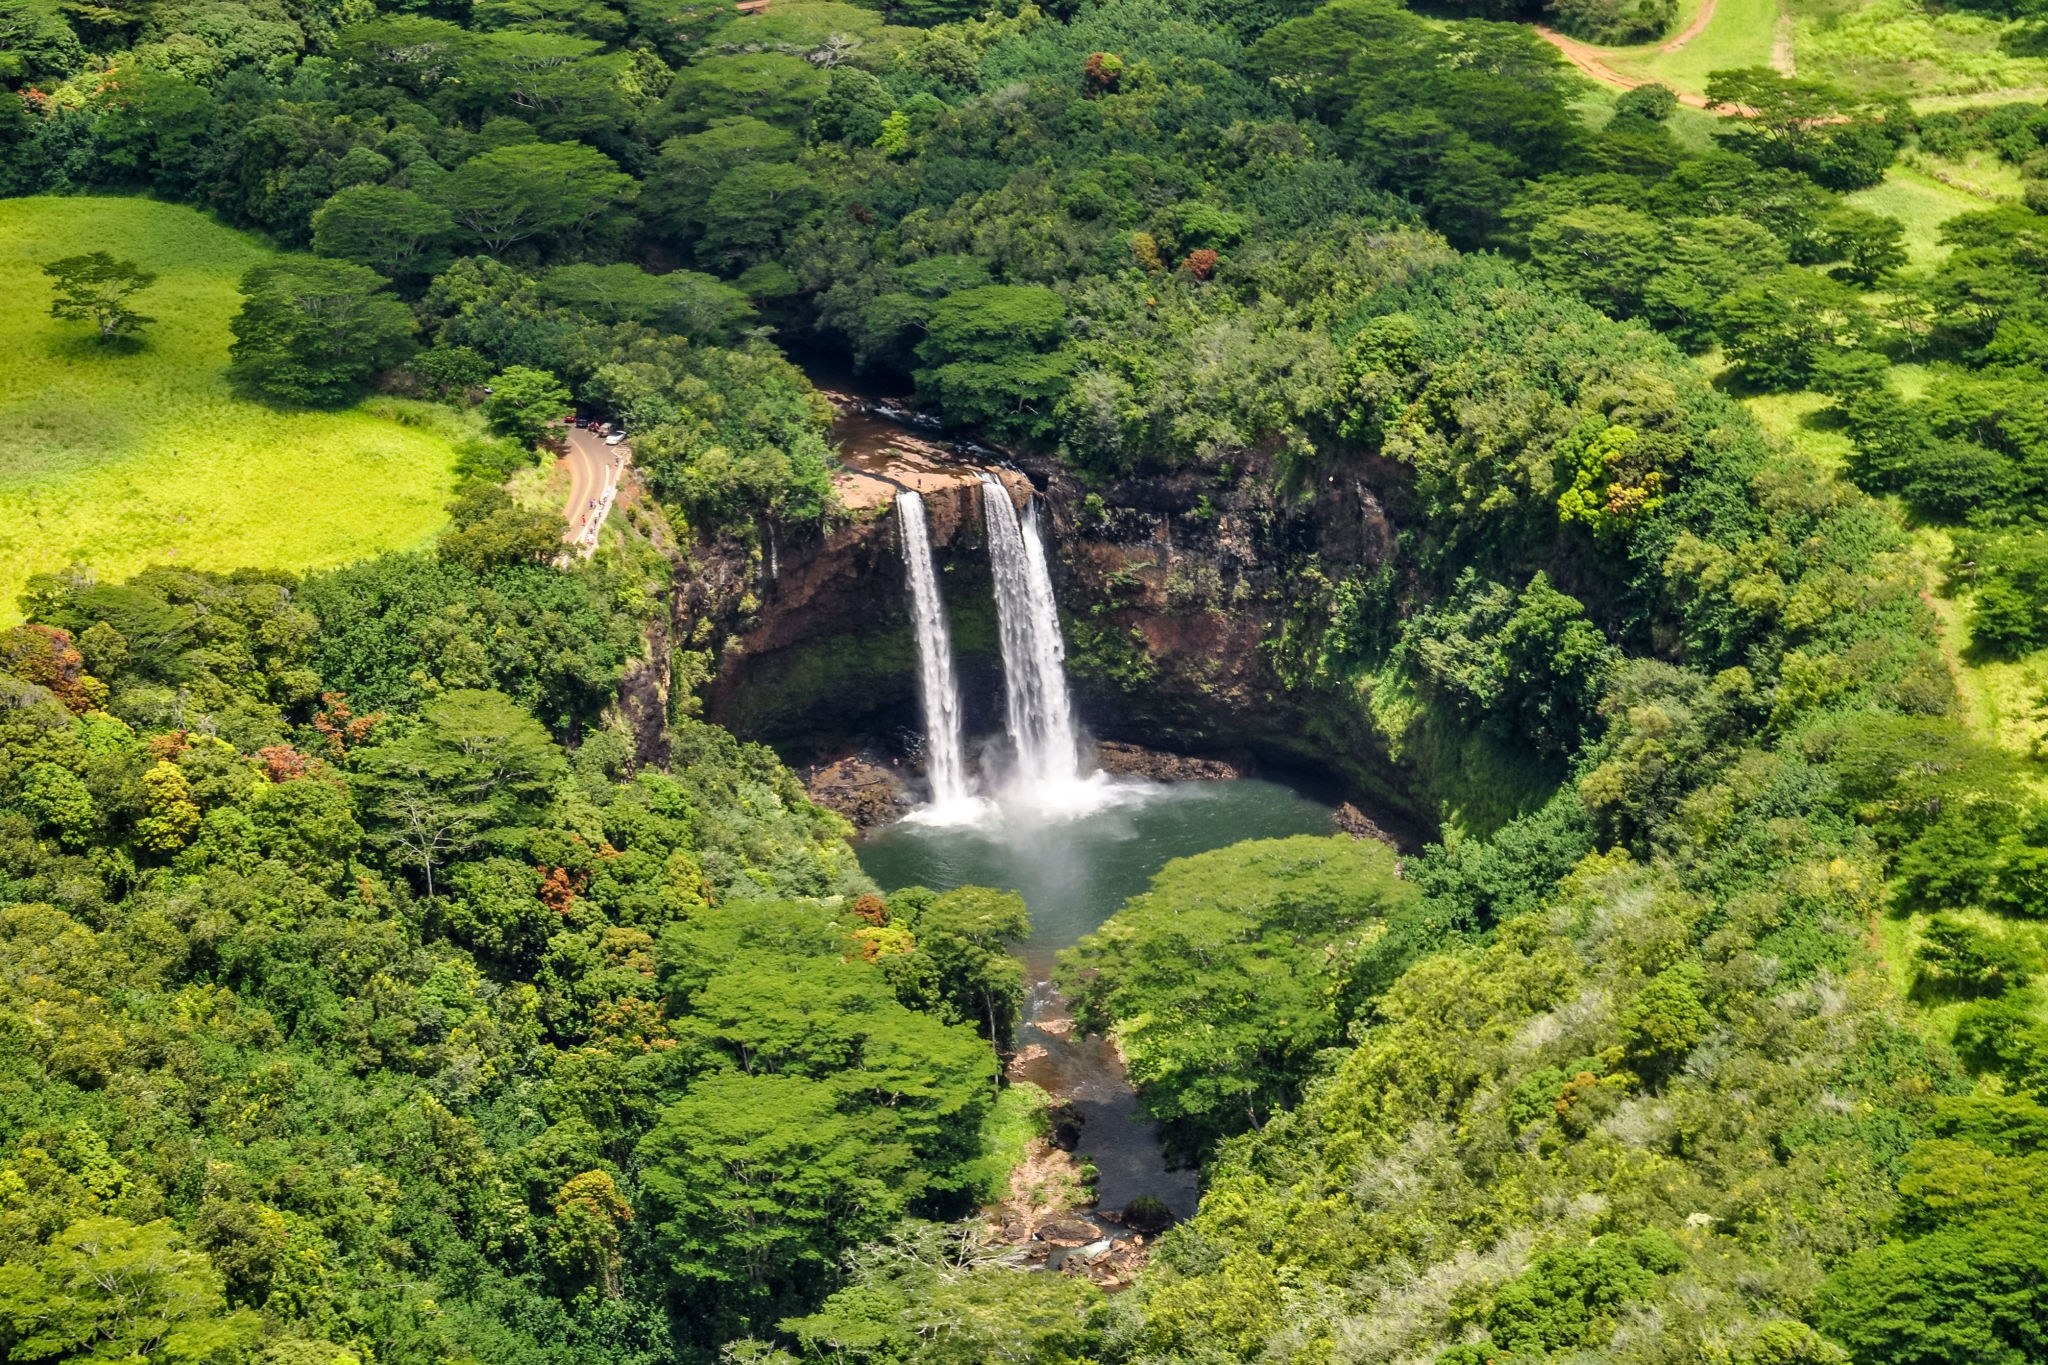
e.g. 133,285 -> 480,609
1545,0 -> 1675,45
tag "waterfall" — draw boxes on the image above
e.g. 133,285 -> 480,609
896,491 -> 972,806
980,472 -> 1080,787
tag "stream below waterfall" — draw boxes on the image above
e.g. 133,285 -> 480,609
858,778 -> 1336,1223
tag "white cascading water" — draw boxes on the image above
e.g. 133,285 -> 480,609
980,472 -> 1081,788
897,491 -> 972,806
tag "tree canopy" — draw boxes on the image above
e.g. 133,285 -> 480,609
4,0 -> 2045,1361
42,250 -> 157,343
227,257 -> 416,405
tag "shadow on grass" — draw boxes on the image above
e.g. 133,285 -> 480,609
41,331 -> 154,362
1999,20 -> 2048,58
1705,373 -> 1856,439
1907,971 -> 2029,1007
1797,403 -> 1850,435
1959,632 -> 2034,670
1708,364 -> 1767,399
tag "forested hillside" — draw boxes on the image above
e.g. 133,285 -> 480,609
5,0 -> 2048,1361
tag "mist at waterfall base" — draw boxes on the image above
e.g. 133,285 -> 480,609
888,477 -> 1336,964
859,778 -> 1335,971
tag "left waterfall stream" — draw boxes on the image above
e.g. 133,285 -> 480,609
896,490 -> 972,807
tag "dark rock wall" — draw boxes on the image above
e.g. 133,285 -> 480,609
1013,450 -> 1435,834
686,478 -> 1004,744
654,454 -> 1442,838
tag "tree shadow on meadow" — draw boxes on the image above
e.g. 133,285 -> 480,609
40,330 -> 154,364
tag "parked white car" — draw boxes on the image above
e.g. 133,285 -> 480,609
605,431 -> 626,445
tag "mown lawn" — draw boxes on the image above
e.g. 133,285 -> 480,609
0,196 -> 462,624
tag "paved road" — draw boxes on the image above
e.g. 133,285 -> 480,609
559,426 -> 630,556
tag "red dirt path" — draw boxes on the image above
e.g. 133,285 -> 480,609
1534,0 -> 1724,110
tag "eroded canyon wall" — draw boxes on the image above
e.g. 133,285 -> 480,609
653,453 -> 1444,836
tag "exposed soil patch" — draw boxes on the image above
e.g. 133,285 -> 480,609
820,389 -> 1031,513
985,1132 -> 1158,1291
805,754 -> 914,828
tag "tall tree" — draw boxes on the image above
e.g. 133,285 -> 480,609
437,140 -> 636,255
1059,835 -> 1416,1145
330,16 -> 470,97
1707,67 -> 1900,190
912,285 -> 1073,439
635,1071 -> 915,1323
483,364 -> 573,446
883,886 -> 1030,1049
226,257 -> 417,406
0,1217 -> 258,1364
657,51 -> 829,133
351,687 -> 566,896
459,30 -> 632,138
43,251 -> 157,344
311,185 -> 455,281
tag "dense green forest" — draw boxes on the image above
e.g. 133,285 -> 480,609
7,0 -> 2048,1361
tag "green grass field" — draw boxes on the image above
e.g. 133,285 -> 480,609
0,196 -> 463,624
1912,525 -> 2048,761
1892,528 -> 2048,1032
1792,0 -> 2048,98
1578,0 -> 1779,99
1559,0 -> 2048,104
1902,147 -> 2027,202
1742,388 -> 1857,467
1642,0 -> 1780,92
1848,163 -> 2001,266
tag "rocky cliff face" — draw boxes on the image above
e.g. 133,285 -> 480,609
1010,449 -> 1436,835
647,432 -> 1437,837
673,467 -> 1027,748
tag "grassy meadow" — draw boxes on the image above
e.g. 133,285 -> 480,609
1564,0 -> 1779,99
1560,0 -> 2048,104
1634,0 -> 1779,93
1846,163 -> 1997,265
1791,0 -> 2048,97
0,196 -> 463,624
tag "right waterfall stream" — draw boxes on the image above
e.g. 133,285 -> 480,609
979,472 -> 1082,792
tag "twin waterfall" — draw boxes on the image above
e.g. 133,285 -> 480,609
896,474 -> 1082,812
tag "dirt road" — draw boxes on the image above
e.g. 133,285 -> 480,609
1534,0 -> 1726,108
1660,0 -> 1720,53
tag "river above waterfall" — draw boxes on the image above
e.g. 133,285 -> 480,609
857,777 -> 1335,1225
